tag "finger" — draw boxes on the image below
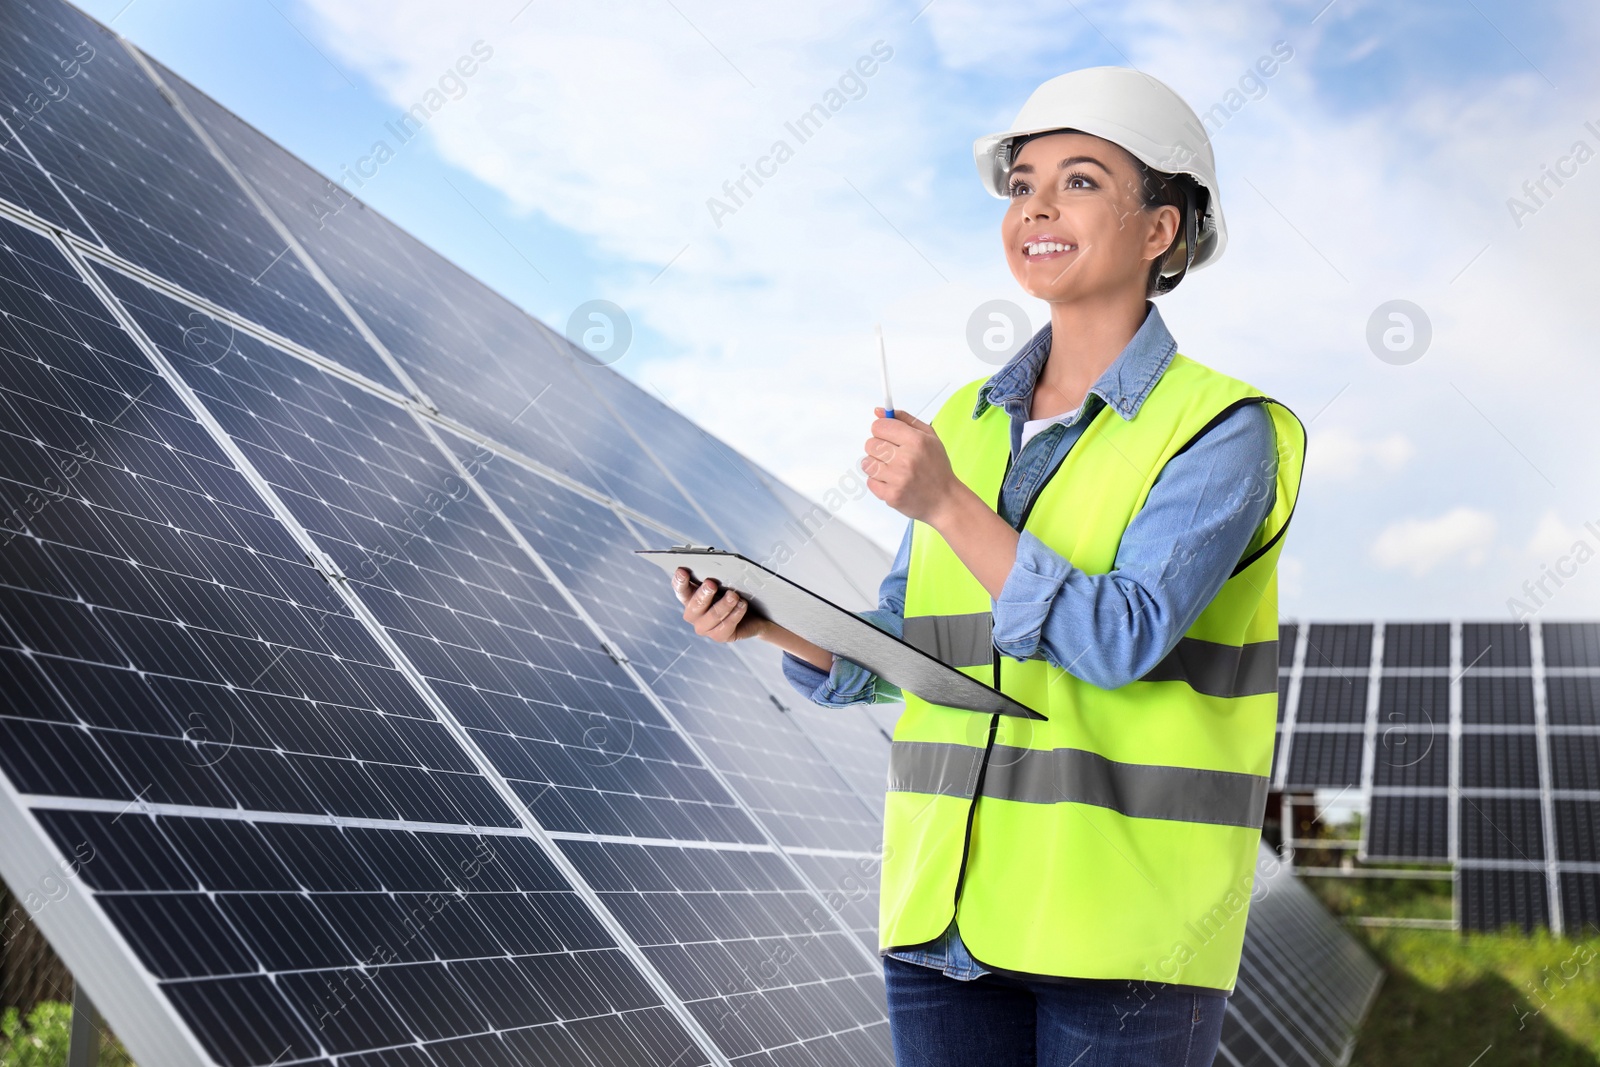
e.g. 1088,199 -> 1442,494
708,597 -> 748,641
704,588 -> 741,628
672,567 -> 697,606
863,437 -> 895,463
695,592 -> 738,637
692,577 -> 719,609
682,576 -> 716,621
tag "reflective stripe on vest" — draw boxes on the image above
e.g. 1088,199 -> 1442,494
902,615 -> 1281,698
889,739 -> 1270,827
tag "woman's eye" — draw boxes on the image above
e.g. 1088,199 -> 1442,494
1008,182 -> 1029,198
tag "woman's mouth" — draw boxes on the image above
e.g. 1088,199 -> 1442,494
1023,239 -> 1078,261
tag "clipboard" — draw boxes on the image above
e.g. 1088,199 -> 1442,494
636,547 -> 1045,720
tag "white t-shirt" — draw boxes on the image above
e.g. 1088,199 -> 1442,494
1019,405 -> 1081,452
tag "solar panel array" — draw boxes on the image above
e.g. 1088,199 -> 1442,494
0,3 -> 1381,1065
1274,620 -> 1600,934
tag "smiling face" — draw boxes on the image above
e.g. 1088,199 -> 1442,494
1001,130 -> 1180,305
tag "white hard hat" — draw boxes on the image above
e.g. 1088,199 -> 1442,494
973,66 -> 1228,284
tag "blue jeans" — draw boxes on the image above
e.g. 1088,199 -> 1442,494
883,955 -> 1226,1067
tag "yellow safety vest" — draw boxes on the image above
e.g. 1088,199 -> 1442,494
879,352 -> 1306,993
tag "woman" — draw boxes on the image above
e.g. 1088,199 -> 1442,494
672,66 -> 1306,1067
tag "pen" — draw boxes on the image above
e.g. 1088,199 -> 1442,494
876,323 -> 895,420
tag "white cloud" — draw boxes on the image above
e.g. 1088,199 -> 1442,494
290,0 -> 1600,617
1370,506 -> 1497,576
1307,425 -> 1413,481
1523,507 -> 1585,559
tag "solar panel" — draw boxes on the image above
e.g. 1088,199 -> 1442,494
1376,674 -> 1447,734
455,436 -> 887,854
1545,674 -> 1600,725
0,81 -> 81,232
1461,673 -> 1534,725
561,839 -> 891,1064
1380,623 -> 1449,668
1295,673 -> 1366,725
148,56 -> 723,550
1277,619 -> 1600,933
0,212 -> 720,1065
1543,622 -> 1600,667
1284,730 -> 1362,789
1277,622 -> 1297,668
1457,797 -> 1544,862
1459,867 -> 1550,933
1548,732 -> 1600,790
94,257 -> 892,1060
1302,623 -> 1371,670
1220,847 -> 1384,1067
1364,795 -> 1448,862
1561,872 -> 1600,934
1459,732 -> 1540,789
1552,800 -> 1599,863
1371,737 -> 1446,789
1461,622 -> 1531,668
101,269 -> 768,848
0,1 -> 402,392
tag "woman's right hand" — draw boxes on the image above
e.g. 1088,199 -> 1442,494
672,567 -> 766,643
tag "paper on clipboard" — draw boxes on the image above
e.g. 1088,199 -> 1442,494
636,547 -> 1045,720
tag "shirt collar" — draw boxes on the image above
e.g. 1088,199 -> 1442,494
972,300 -> 1178,424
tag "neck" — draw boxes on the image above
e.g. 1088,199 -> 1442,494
1032,292 -> 1150,420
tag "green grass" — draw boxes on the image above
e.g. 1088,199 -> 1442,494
1290,816 -> 1600,1063
1339,918 -> 1600,1065
0,1003 -> 134,1067
1302,873 -> 1454,921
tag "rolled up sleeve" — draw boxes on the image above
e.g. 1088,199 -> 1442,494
990,530 -> 1076,662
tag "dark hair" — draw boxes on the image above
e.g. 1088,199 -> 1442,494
1131,159 -> 1204,297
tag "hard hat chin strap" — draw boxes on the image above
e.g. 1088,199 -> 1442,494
1155,184 -> 1201,294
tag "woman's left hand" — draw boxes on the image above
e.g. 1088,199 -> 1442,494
861,408 -> 964,525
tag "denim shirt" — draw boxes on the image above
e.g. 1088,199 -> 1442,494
780,300 -> 1279,981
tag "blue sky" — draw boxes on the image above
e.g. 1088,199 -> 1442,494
76,0 -> 1600,624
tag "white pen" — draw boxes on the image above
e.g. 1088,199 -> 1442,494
876,323 -> 895,420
